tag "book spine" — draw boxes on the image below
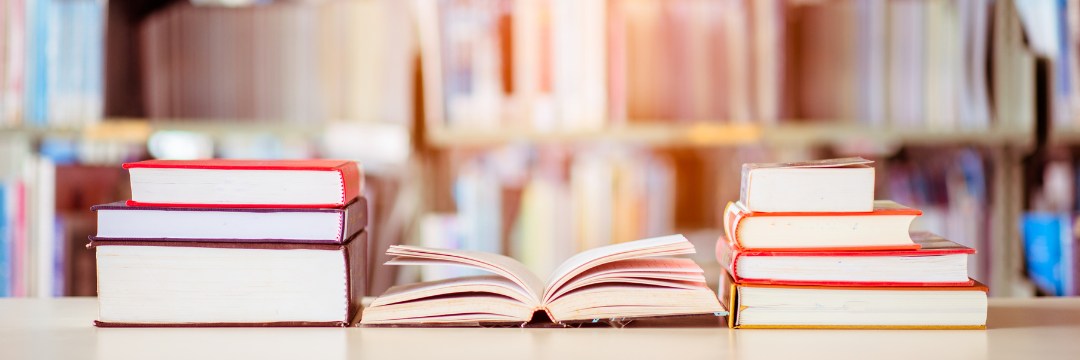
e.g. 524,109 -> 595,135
341,197 -> 367,242
722,202 -> 745,248
0,183 -> 8,296
338,163 -> 362,206
714,235 -> 738,281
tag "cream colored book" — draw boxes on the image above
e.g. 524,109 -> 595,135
360,235 -> 726,326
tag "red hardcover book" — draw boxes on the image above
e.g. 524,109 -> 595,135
723,199 -> 923,251
123,159 -> 362,208
717,231 -> 975,286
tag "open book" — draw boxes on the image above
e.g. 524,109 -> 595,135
360,235 -> 726,326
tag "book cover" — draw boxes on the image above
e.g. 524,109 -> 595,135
90,231 -> 368,327
724,200 -> 923,251
90,197 -> 367,244
717,231 -> 974,286
738,157 -> 875,213
720,271 -> 988,330
123,159 -> 362,208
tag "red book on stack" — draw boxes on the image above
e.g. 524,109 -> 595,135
717,231 -> 976,287
124,159 -> 362,208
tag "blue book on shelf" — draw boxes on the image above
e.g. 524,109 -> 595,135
0,185 -> 9,297
1021,213 -> 1075,296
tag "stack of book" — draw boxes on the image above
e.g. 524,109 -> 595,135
717,157 -> 988,329
89,159 -> 368,327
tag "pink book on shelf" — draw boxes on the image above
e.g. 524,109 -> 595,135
607,0 -> 627,124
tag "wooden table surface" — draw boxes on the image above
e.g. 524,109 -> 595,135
1,297 -> 1079,359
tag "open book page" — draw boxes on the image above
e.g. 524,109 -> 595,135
542,234 -> 696,303
369,275 -> 536,307
385,245 -> 546,302
545,258 -> 707,301
545,285 -> 726,323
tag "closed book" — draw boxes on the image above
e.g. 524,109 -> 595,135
90,197 -> 366,244
719,271 -> 987,329
91,231 -> 368,327
717,231 -> 974,286
739,157 -> 875,212
723,199 -> 921,250
123,159 -> 363,208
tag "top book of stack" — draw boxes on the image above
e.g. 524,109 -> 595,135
123,159 -> 363,208
740,157 -> 874,213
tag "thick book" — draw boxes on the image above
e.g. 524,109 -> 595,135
360,235 -> 726,326
717,231 -> 974,286
91,231 -> 368,327
739,157 -> 875,212
723,199 -> 922,250
90,197 -> 367,244
123,159 -> 362,208
719,272 -> 987,329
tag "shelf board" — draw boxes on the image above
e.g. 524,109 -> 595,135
426,122 -> 1033,148
1,119 -> 1033,148
762,124 -> 1033,147
0,118 -> 355,142
1049,129 -> 1080,145
426,123 -> 763,147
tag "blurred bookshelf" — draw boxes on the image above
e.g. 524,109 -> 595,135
0,0 -> 1070,299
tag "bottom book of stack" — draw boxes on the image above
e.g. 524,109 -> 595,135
91,232 -> 367,327
720,273 -> 988,329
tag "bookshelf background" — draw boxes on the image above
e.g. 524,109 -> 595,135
0,0 -> 1071,298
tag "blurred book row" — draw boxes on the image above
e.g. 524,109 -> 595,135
0,138 -> 124,297
1,0 -> 104,127
1,0 -> 412,127
420,0 -> 1006,131
138,1 -> 411,123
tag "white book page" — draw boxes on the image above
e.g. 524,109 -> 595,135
542,234 -> 696,303
385,245 -> 545,302
369,275 -> 536,307
547,258 -> 706,301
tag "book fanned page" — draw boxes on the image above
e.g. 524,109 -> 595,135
717,231 -> 975,286
90,231 -> 368,327
90,197 -> 367,244
360,235 -> 727,327
123,159 -> 362,208
724,199 -> 922,251
719,271 -> 988,330
739,157 -> 875,213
